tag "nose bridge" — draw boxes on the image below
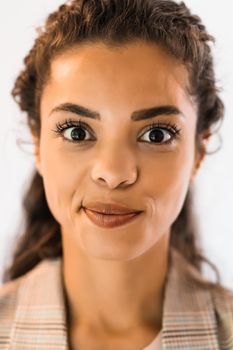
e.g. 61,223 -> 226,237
91,141 -> 139,188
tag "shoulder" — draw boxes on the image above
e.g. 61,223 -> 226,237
170,248 -> 233,344
210,284 -> 233,348
0,259 -> 59,339
187,259 -> 233,345
211,283 -> 233,324
0,258 -> 60,307
0,274 -> 24,346
0,259 -> 48,299
0,258 -> 65,347
0,273 -> 23,317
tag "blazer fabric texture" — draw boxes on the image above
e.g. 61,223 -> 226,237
0,247 -> 233,350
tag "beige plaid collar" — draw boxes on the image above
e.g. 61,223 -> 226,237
11,247 -> 221,349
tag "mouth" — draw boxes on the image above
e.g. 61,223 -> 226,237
83,208 -> 142,228
82,202 -> 143,215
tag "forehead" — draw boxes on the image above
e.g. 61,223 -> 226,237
42,41 -> 194,115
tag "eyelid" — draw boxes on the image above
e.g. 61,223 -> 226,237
54,118 -> 94,135
138,122 -> 181,145
52,118 -> 181,144
140,121 -> 181,135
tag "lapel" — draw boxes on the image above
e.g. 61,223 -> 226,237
162,247 -> 220,349
10,257 -> 69,349
11,248 -> 220,349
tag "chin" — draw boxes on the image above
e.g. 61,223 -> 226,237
78,232 -> 152,261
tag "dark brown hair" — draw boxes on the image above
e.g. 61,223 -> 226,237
3,0 -> 225,291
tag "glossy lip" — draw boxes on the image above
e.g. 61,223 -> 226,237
83,201 -> 143,215
84,208 -> 142,228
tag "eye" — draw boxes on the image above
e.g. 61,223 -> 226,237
63,126 -> 91,142
52,119 -> 181,145
53,118 -> 94,143
139,122 -> 181,145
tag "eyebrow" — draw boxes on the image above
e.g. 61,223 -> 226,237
49,102 -> 183,121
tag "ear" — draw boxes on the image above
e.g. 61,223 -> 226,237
190,130 -> 211,180
32,134 -> 43,177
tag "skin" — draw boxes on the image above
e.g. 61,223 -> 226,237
34,40 -> 206,349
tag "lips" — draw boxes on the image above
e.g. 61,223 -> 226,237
83,208 -> 141,228
83,201 -> 142,215
82,201 -> 143,228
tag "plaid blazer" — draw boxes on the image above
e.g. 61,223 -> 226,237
0,247 -> 233,349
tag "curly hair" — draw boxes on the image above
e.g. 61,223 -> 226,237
3,0 -> 225,291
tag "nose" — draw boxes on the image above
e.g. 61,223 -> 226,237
91,146 -> 139,189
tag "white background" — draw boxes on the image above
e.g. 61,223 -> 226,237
0,1 -> 233,287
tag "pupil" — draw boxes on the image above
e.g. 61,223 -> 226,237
150,129 -> 164,143
71,128 -> 86,140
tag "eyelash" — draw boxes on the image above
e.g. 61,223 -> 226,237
52,118 -> 181,145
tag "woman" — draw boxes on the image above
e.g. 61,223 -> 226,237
0,0 -> 233,349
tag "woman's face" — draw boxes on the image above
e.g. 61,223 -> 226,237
36,41 -> 201,261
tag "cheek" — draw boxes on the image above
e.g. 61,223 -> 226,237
39,140 -> 88,224
142,145 -> 195,223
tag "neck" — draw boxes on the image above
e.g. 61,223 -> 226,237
62,231 -> 170,334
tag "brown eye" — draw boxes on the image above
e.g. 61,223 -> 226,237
63,126 -> 91,142
140,128 -> 172,144
53,119 -> 95,143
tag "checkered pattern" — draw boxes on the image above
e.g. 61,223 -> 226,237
0,247 -> 233,349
